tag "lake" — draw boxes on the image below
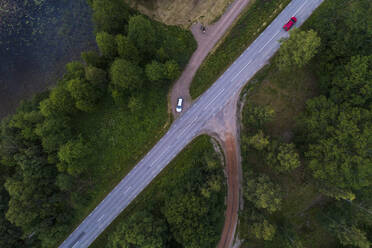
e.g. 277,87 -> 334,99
0,0 -> 96,119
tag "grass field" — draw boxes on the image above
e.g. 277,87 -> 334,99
190,0 -> 291,99
90,135 -> 226,247
124,0 -> 233,27
66,85 -> 171,225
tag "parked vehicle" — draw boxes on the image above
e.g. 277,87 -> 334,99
176,98 -> 183,113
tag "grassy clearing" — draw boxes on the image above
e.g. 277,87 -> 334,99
124,0 -> 233,27
238,61 -> 337,246
68,85 -> 171,224
190,0 -> 291,99
90,135 -> 226,247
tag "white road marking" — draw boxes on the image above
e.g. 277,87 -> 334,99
231,59 -> 253,81
294,1 -> 307,16
178,124 -> 189,137
258,30 -> 280,53
123,186 -> 132,194
156,150 -> 166,160
189,116 -> 198,126
204,88 -> 225,110
72,241 -> 80,248
97,215 -> 105,222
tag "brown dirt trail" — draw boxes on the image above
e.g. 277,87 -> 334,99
170,0 -> 251,116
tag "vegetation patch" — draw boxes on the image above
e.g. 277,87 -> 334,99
238,0 -> 371,247
123,0 -> 233,27
0,0 -> 196,247
190,0 -> 291,99
91,135 -> 226,248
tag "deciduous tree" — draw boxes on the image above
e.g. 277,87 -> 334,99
244,174 -> 282,213
91,0 -> 130,34
277,29 -> 321,71
116,34 -> 140,64
128,15 -> 157,57
96,32 -> 117,59
110,59 -> 144,101
247,130 -> 270,151
107,210 -> 168,248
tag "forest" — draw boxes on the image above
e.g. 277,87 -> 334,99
0,0 -> 197,247
239,0 -> 371,247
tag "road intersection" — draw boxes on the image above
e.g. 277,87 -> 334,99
59,1 -> 324,247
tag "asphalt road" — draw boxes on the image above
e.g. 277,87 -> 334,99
59,1 -> 324,247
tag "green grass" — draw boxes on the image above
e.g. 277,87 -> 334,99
66,86 -> 171,225
190,0 -> 291,99
90,135 -> 226,247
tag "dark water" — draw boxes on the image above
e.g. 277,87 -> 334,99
0,0 -> 96,119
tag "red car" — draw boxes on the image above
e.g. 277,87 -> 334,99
283,17 -> 297,31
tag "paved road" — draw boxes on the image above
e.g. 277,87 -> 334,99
59,1 -> 324,247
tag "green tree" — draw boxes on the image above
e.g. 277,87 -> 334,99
276,143 -> 301,172
107,210 -> 168,248
128,95 -> 143,113
81,50 -> 107,68
329,55 -> 372,107
319,184 -> 356,201
163,193 -> 218,247
56,173 -> 74,192
35,115 -> 73,153
116,34 -> 141,64
298,96 -> 371,191
65,61 -> 85,80
145,61 -> 166,82
66,78 -> 101,112
155,47 -> 168,62
58,136 -> 92,176
128,15 -> 157,57
84,65 -> 107,91
110,59 -> 144,101
247,130 -> 270,151
96,32 -> 117,59
164,60 -> 180,80
251,220 -> 276,241
91,0 -> 130,34
244,104 -> 275,130
244,174 -> 282,213
327,221 -> 370,248
0,180 -> 25,248
277,29 -> 321,71
47,86 -> 76,116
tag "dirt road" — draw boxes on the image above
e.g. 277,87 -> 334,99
170,0 -> 251,116
217,134 -> 240,248
202,95 -> 242,248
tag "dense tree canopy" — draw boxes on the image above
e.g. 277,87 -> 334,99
299,97 -> 371,191
116,34 -> 140,64
244,175 -> 282,213
128,15 -> 157,57
91,0 -> 130,34
110,59 -> 144,100
277,29 -> 321,71
297,0 -> 372,197
107,210 -> 168,248
58,136 -> 92,176
96,32 -> 117,59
